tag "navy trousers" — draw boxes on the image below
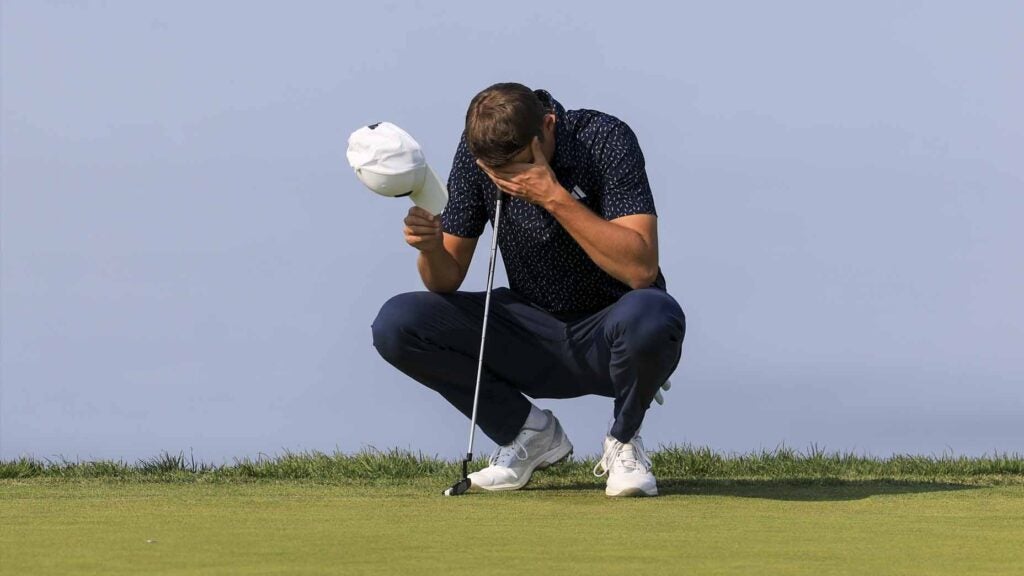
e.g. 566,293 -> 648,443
371,287 -> 685,445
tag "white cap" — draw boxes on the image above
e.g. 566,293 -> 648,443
347,122 -> 448,216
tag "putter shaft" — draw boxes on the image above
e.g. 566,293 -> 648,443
442,191 -> 505,494
465,192 -> 504,457
445,193 -> 505,496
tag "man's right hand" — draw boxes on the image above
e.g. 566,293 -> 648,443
404,206 -> 443,253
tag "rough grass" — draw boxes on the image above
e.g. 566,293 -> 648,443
3,444 -> 1022,485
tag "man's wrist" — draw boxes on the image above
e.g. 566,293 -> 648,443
542,185 -> 573,214
419,242 -> 446,257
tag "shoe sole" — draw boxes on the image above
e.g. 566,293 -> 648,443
471,442 -> 573,492
606,486 -> 658,497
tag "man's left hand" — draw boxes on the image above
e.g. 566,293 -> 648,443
476,137 -> 568,210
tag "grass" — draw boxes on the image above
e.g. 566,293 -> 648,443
2,446 -> 1023,575
3,444 -> 1023,484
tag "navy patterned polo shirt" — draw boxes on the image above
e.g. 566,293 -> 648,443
442,89 -> 667,316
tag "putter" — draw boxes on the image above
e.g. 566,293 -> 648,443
444,192 -> 506,496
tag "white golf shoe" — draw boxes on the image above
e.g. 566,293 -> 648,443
468,410 -> 573,491
593,434 -> 658,497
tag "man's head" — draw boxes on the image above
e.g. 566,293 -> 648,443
465,83 -> 556,168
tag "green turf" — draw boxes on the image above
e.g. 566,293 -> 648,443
3,448 -> 1023,575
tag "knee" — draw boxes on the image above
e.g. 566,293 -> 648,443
371,292 -> 432,363
605,289 -> 686,354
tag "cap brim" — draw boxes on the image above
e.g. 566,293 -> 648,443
410,164 -> 448,217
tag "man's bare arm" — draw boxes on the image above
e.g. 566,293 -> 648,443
544,198 -> 658,289
404,206 -> 478,292
417,232 -> 477,293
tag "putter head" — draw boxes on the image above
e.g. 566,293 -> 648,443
443,477 -> 472,496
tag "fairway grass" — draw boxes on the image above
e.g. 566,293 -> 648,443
2,449 -> 1023,575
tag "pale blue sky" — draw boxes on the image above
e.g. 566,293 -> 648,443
2,1 -> 1021,461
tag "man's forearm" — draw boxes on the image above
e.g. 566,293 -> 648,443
544,189 -> 658,289
417,248 -> 463,293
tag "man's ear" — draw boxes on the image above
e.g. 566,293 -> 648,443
543,113 -> 556,135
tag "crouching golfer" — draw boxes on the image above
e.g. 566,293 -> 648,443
372,83 -> 685,496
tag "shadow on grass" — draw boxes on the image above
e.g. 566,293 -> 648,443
523,478 -> 980,501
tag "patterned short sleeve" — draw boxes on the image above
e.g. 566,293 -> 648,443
596,121 -> 657,220
442,135 -> 488,238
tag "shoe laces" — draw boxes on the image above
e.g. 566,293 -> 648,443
488,437 -> 529,468
593,435 -> 652,477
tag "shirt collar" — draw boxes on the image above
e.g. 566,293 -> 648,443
534,89 -> 572,169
